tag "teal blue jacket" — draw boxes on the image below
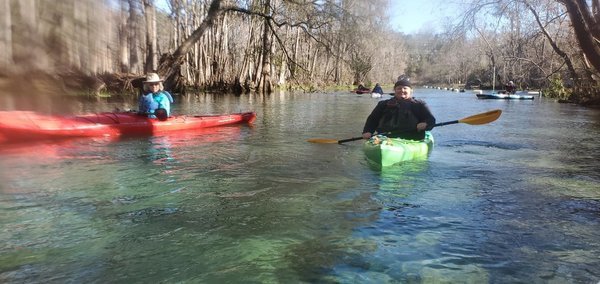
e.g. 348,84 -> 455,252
139,91 -> 174,116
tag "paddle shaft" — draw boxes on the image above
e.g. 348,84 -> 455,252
338,120 -> 458,144
338,131 -> 391,144
337,136 -> 364,144
434,120 -> 459,127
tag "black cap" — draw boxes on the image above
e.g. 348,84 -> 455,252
394,77 -> 411,88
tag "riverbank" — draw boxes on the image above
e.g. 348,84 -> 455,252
1,71 -> 598,107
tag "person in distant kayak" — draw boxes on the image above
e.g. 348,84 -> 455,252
371,83 -> 383,94
139,73 -> 174,120
505,80 -> 517,94
362,76 -> 436,141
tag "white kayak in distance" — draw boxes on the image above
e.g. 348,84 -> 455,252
476,91 -> 535,100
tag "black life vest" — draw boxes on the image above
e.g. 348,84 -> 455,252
377,99 -> 419,134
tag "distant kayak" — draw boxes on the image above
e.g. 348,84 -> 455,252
0,111 -> 256,143
476,93 -> 535,100
363,132 -> 434,167
352,89 -> 371,94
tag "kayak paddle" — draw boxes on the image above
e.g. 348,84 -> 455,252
307,109 -> 502,144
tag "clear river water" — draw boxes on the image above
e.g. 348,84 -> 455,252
1,89 -> 599,283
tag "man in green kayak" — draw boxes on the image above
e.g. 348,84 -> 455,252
362,76 -> 436,141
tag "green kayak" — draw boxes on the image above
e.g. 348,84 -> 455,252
363,132 -> 434,167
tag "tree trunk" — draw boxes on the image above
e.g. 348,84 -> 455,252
143,0 -> 158,72
12,0 -> 48,71
291,28 -> 300,78
127,0 -> 141,74
157,0 -> 224,92
258,0 -> 273,93
0,0 -> 12,70
334,39 -> 341,83
238,16 -> 256,91
309,43 -> 318,80
559,0 -> 600,73
119,1 -> 129,73
218,15 -> 229,84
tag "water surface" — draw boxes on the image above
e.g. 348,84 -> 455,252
1,89 -> 599,283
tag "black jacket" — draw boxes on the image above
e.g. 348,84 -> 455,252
363,97 -> 436,140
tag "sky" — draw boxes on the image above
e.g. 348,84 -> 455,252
155,0 -> 462,35
388,0 -> 462,34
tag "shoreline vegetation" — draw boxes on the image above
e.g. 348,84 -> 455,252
2,71 -> 598,108
1,0 -> 599,107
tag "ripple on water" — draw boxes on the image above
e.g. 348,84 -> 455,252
440,139 -> 530,150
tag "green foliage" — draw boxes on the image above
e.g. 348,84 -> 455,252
543,76 -> 570,100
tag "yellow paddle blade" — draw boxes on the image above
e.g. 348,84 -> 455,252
458,109 -> 502,125
307,138 -> 340,144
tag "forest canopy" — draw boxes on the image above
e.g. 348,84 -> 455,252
0,0 -> 598,105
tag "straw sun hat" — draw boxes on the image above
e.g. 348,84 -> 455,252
144,73 -> 163,83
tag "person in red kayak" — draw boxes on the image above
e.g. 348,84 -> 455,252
139,73 -> 174,120
362,76 -> 436,141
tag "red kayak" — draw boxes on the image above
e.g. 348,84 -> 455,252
0,111 -> 256,143
352,89 -> 371,94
